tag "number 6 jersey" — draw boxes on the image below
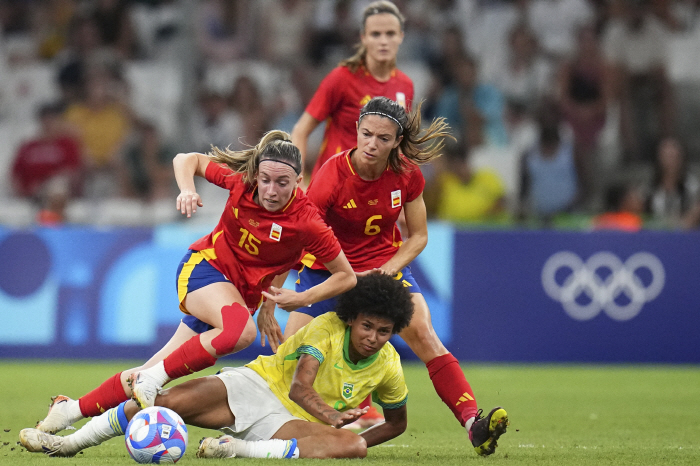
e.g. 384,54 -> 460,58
188,162 -> 342,312
304,150 -> 425,272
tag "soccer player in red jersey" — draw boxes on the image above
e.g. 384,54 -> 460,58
261,98 -> 509,456
291,1 -> 413,178
35,131 -> 356,434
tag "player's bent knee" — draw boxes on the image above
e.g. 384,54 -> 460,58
333,428 -> 367,458
210,303 -> 252,356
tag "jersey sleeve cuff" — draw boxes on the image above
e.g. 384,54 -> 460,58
372,392 -> 407,410
297,345 -> 324,364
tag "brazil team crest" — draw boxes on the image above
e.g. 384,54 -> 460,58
342,382 -> 354,399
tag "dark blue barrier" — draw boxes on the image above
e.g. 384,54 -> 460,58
450,230 -> 700,363
1,225 -> 699,363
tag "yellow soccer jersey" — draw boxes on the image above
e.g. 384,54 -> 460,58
246,312 -> 408,423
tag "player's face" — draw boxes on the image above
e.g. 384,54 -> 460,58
256,161 -> 301,212
356,115 -> 403,170
347,313 -> 395,362
361,13 -> 403,65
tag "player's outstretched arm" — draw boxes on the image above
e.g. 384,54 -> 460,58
289,354 -> 368,428
258,271 -> 290,353
360,405 -> 407,447
263,251 -> 356,311
173,152 -> 209,217
380,194 -> 429,276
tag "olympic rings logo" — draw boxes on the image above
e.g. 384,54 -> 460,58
541,251 -> 665,321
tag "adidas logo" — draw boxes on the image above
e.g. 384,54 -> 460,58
343,199 -> 357,209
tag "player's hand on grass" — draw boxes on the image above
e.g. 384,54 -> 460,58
329,407 -> 369,429
262,286 -> 305,312
257,299 -> 284,353
176,190 -> 203,218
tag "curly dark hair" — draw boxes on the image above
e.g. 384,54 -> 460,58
335,274 -> 414,334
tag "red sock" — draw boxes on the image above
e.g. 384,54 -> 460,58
78,372 -> 128,417
426,353 -> 478,426
163,334 -> 217,380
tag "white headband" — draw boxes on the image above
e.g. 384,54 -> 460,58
359,111 -> 403,133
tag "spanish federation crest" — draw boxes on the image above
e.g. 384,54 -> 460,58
270,223 -> 282,242
391,190 -> 402,208
342,382 -> 354,399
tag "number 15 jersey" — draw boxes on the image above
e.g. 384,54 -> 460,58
189,162 -> 341,311
304,150 -> 425,272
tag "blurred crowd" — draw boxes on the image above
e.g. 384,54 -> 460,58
2,0 -> 700,231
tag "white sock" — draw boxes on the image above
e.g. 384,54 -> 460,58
465,417 -> 476,433
63,405 -> 127,455
232,438 -> 299,459
142,361 -> 170,386
67,398 -> 84,425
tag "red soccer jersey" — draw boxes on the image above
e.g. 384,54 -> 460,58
304,150 -> 425,272
189,163 -> 342,312
305,65 -> 413,177
12,136 -> 82,197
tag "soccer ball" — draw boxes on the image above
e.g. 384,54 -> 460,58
125,406 -> 188,464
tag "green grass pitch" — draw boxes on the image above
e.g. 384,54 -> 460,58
0,360 -> 698,465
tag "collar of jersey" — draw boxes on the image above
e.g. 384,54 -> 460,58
343,326 -> 380,370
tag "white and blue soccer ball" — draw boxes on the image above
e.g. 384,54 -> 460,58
125,406 -> 188,464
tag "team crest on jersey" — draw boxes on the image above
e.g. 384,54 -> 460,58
391,190 -> 402,208
396,92 -> 406,108
270,223 -> 282,241
249,218 -> 259,228
368,199 -> 378,206
342,382 -> 354,399
360,95 -> 372,107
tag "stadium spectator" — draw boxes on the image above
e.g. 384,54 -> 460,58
517,99 -> 580,224
526,0 -> 596,60
63,67 -> 131,197
121,119 -> 176,200
11,102 -> 82,200
482,21 -> 553,116
55,14 -> 122,105
33,130 -> 356,435
22,274 -> 427,459
35,0 -> 79,60
647,137 -> 700,228
426,53 -> 508,148
306,0 -> 356,66
291,1 -> 414,178
423,142 -> 507,224
89,0 -> 137,59
262,97 -> 508,456
189,89 -> 244,153
603,0 -> 675,164
228,74 -> 269,147
195,0 -> 252,62
557,23 -> 611,207
592,182 -> 645,232
258,0 -> 313,67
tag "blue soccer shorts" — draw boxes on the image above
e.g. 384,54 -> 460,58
175,249 -> 231,334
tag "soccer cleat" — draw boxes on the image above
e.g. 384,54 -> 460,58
19,428 -> 72,457
35,395 -> 79,434
469,406 -> 509,456
197,435 -> 237,458
129,371 -> 161,409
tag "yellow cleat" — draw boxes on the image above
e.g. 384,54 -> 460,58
469,407 -> 509,456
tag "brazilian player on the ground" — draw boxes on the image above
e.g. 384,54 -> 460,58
34,131 -> 356,435
262,97 -> 509,455
291,1 -> 413,178
21,274 -> 431,459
